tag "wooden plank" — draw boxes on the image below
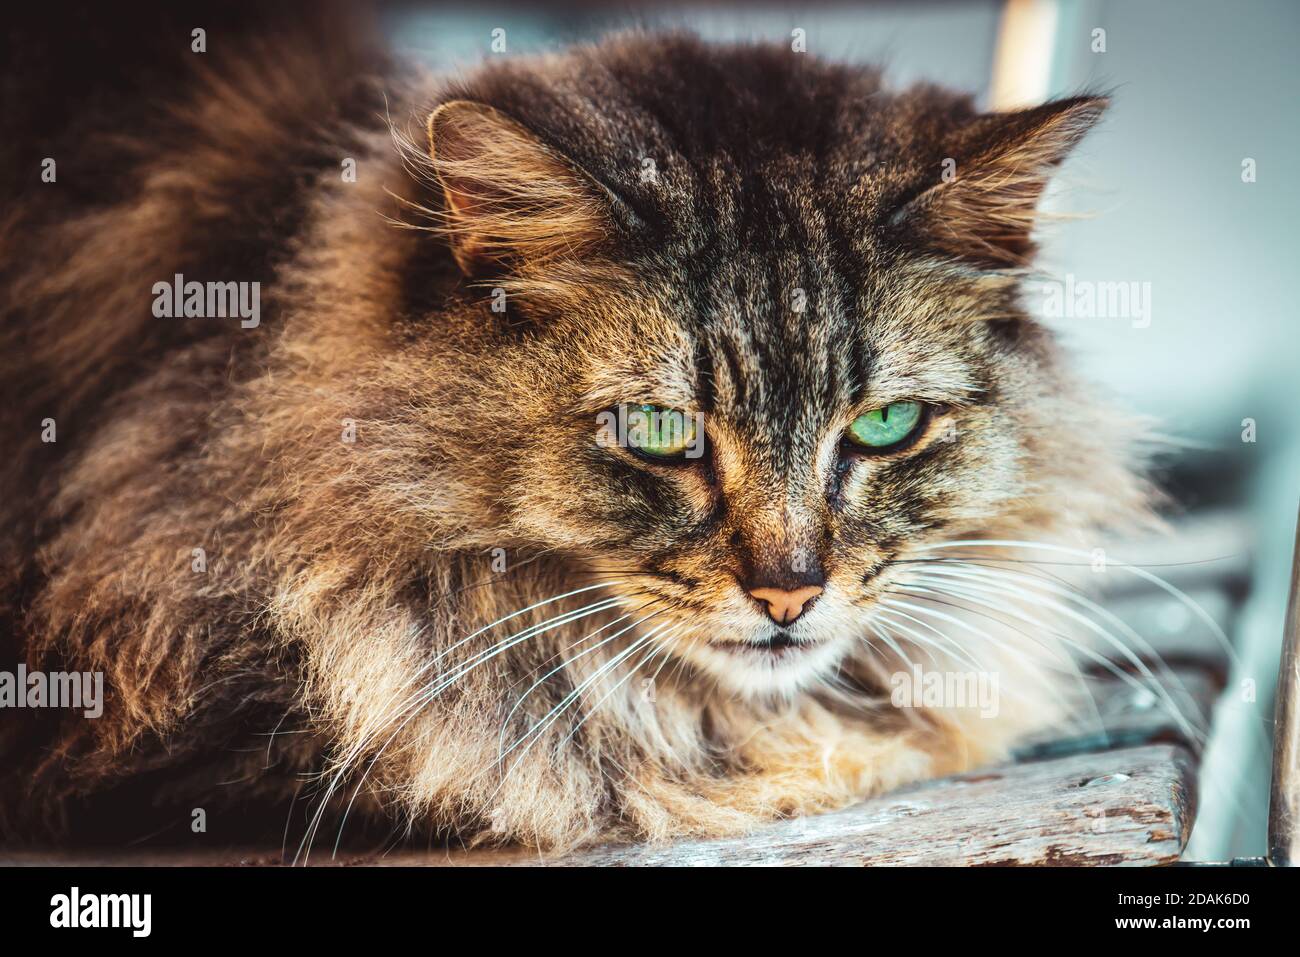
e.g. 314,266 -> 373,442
415,743 -> 1199,866
1267,507 -> 1300,865
1,744 -> 1197,867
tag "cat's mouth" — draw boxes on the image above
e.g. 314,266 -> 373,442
682,614 -> 853,696
714,631 -> 810,658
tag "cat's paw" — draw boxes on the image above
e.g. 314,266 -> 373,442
615,709 -> 976,843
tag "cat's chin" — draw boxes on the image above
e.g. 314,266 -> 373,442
687,632 -> 850,699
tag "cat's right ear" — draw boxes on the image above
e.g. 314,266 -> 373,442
427,100 -> 613,275
888,95 -> 1108,269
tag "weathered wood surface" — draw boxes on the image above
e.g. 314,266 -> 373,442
1,743 -> 1197,867
426,744 -> 1197,866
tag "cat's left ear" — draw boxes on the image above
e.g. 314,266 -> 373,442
890,96 -> 1107,268
427,100 -> 616,275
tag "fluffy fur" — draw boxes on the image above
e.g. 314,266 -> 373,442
1,6 -> 1150,851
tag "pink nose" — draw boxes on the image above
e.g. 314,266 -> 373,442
747,585 -> 824,626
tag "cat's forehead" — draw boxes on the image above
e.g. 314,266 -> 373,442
580,245 -> 986,442
694,273 -> 983,421
686,246 -> 858,424
457,35 -> 978,237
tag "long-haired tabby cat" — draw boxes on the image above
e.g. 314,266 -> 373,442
2,5 -> 1151,852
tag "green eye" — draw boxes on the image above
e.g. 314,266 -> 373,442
624,404 -> 699,459
846,401 -> 925,450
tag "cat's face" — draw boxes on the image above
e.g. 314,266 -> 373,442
481,253 -> 1039,696
421,46 -> 1111,697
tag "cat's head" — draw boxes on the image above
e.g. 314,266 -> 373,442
413,35 -> 1142,697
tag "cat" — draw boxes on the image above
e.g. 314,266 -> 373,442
1,4 -> 1151,852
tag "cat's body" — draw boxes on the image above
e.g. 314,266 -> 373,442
2,5 -> 1148,849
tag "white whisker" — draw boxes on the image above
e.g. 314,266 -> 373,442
557,625 -> 684,750
300,584 -> 628,864
913,540 -> 1234,661
899,575 -> 1197,740
890,581 -> 1105,734
494,626 -> 669,778
905,565 -> 1198,723
495,609 -> 667,762
870,606 -> 985,670
907,561 -> 1206,723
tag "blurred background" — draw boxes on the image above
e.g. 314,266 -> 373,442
380,0 -> 1299,859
